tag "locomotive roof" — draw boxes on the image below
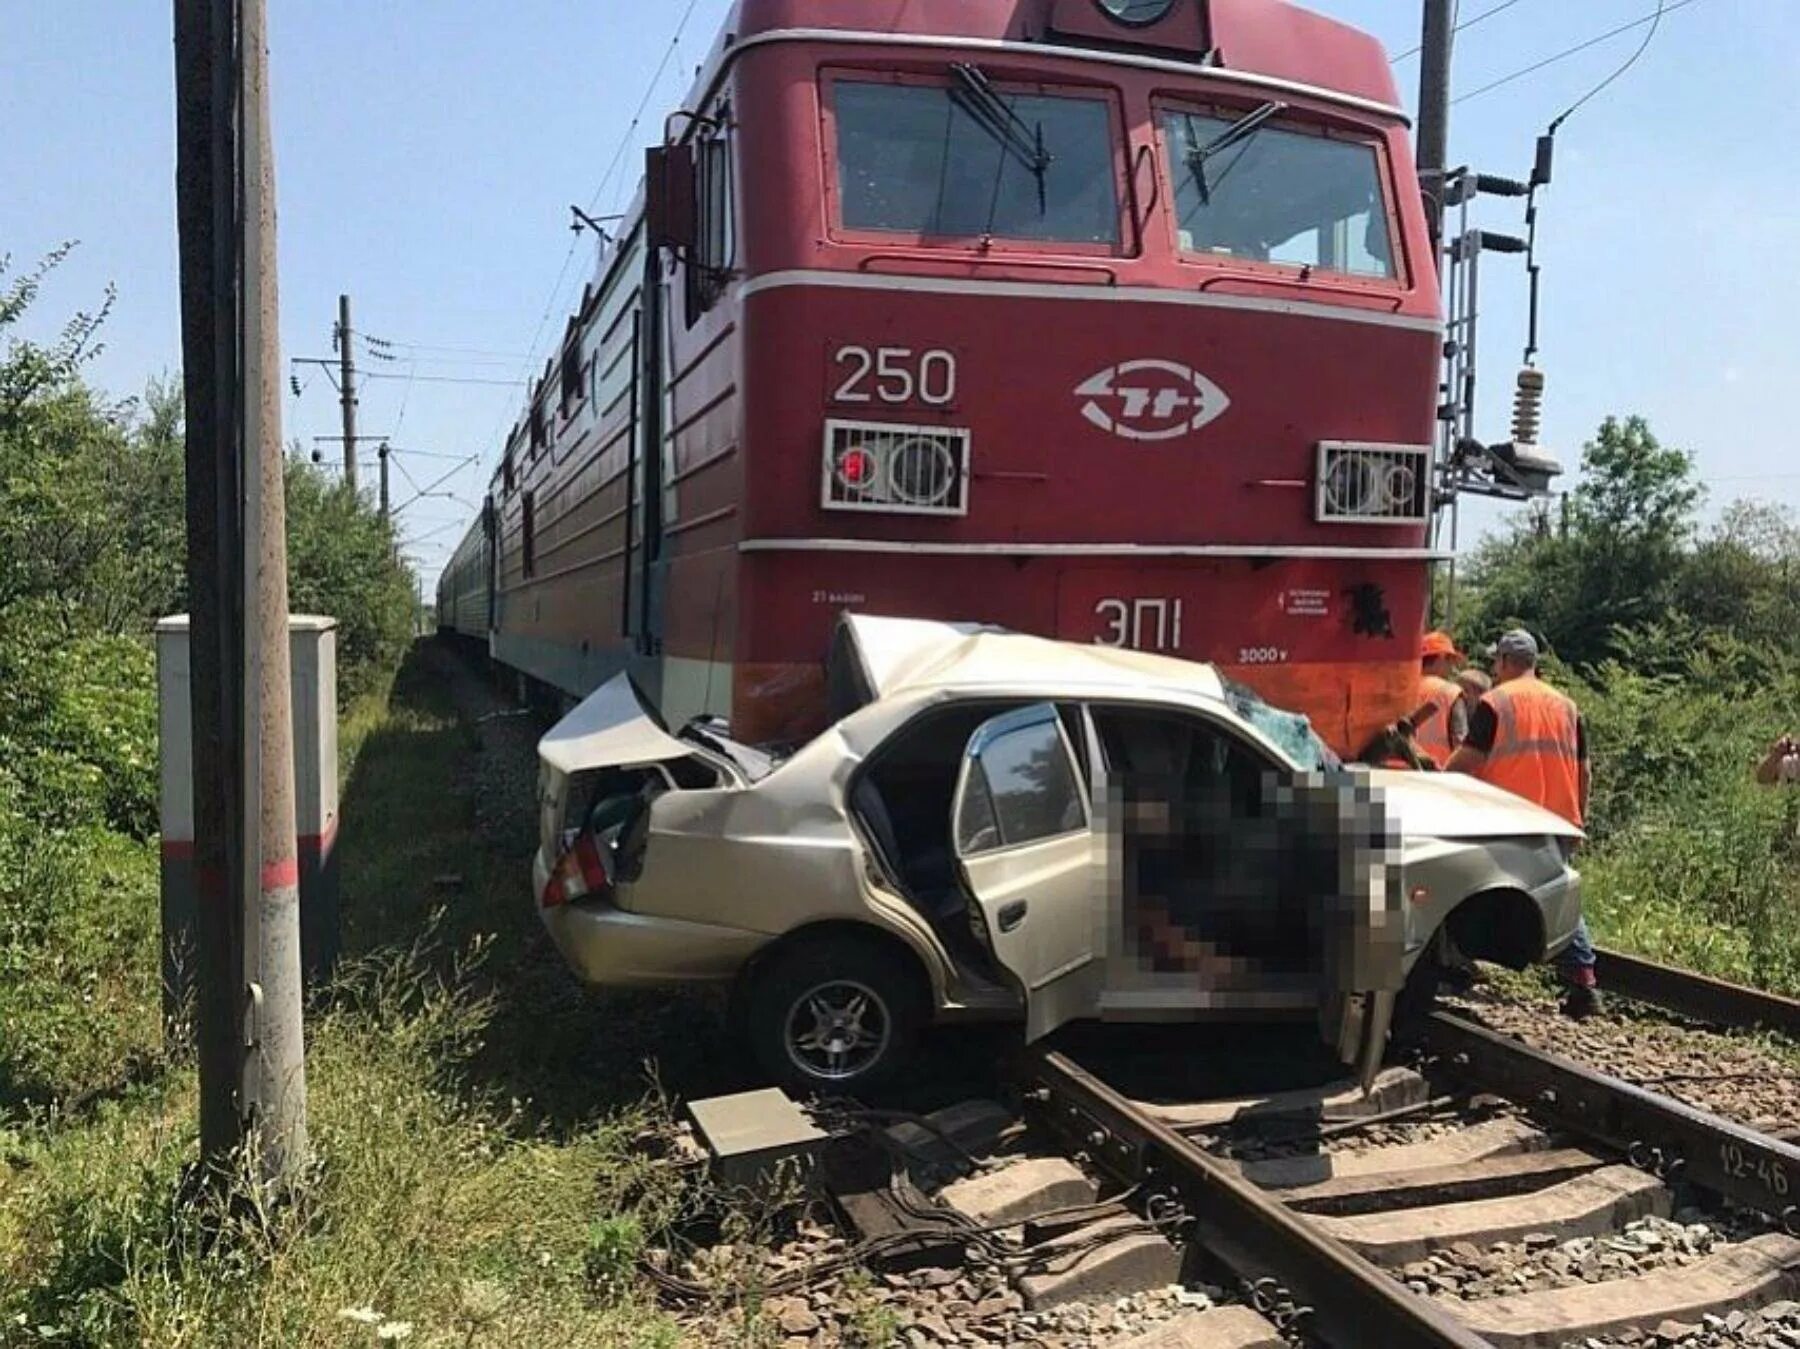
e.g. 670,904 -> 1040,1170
715,0 -> 1401,113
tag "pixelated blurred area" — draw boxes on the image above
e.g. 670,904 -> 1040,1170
1093,705 -> 1401,997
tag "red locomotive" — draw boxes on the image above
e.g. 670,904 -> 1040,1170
439,0 -> 1443,759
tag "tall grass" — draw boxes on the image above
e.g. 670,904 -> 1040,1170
2,941 -> 686,1347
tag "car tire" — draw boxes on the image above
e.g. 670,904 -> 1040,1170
744,934 -> 925,1097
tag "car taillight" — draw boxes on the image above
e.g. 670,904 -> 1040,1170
541,832 -> 610,909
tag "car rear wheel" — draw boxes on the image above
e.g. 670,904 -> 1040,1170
745,935 -> 924,1096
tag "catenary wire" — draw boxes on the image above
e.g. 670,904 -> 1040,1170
484,0 -> 711,463
1390,0 -> 1531,64
361,371 -> 528,388
1453,0 -> 1696,106
1547,0 -> 1669,131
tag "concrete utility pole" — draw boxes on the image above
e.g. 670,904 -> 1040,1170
173,0 -> 309,1187
1416,0 -> 1453,269
378,441 -> 390,519
336,293 -> 358,493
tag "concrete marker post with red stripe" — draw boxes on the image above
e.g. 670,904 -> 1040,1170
157,615 -> 340,1033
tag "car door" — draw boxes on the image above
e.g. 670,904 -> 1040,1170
1278,772 -> 1405,1091
952,702 -> 1102,1040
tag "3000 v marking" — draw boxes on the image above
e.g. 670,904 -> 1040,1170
1720,1141 -> 1791,1196
833,345 -> 957,407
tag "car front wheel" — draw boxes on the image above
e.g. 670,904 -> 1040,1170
744,935 -> 924,1096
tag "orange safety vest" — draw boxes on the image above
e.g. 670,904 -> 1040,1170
1475,676 -> 1584,827
1414,674 -> 1463,769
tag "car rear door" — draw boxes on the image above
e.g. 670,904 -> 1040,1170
951,703 -> 1102,1040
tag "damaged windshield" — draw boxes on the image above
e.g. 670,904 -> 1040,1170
1161,108 -> 1396,279
833,77 -> 1120,244
1222,678 -> 1341,772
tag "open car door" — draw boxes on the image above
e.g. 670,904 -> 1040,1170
1280,774 -> 1405,1091
952,703 -> 1102,1040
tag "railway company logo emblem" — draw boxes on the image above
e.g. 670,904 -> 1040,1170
1074,359 -> 1231,442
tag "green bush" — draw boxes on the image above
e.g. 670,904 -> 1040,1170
0,249 -> 419,1118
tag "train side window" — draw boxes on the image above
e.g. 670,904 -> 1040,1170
686,114 -> 734,325
560,340 -> 582,418
521,490 -> 538,580
502,444 -> 516,495
529,393 -> 547,457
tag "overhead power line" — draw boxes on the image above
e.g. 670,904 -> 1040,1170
361,335 -> 531,361
583,0 -> 707,218
1453,0 -> 1697,106
360,371 -> 527,388
1391,0 -> 1530,64
1548,0 -> 1668,132
487,0 -> 711,464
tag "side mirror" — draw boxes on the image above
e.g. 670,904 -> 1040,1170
645,144 -> 697,255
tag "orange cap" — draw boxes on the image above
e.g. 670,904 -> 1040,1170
1421,631 -> 1462,661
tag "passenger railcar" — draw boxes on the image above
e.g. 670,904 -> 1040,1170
439,0 -> 1443,758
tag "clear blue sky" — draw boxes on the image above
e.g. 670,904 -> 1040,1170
5,1 -> 1793,591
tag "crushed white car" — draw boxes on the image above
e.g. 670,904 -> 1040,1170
533,615 -> 1582,1094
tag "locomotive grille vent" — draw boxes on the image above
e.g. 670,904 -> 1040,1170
1315,442 -> 1432,525
821,419 -> 970,516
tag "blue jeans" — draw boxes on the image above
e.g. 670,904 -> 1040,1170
1554,837 -> 1596,984
1560,916 -> 1597,985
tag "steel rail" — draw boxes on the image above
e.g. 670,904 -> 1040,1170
1425,1011 -> 1800,1228
1017,1048 -> 1497,1349
1595,947 -> 1800,1040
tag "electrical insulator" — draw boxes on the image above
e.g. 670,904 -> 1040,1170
1511,366 -> 1545,445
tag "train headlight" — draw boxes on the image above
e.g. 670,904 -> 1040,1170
1095,0 -> 1176,25
822,420 -> 971,516
834,444 -> 877,493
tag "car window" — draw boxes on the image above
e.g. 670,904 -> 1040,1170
958,708 -> 1086,855
1092,706 -> 1274,818
955,762 -> 1002,854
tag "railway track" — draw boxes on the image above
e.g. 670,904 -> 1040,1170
809,956 -> 1800,1348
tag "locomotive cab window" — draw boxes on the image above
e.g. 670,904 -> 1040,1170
1158,105 -> 1398,281
829,73 -> 1123,247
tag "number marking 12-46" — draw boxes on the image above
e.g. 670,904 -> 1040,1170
833,345 -> 957,407
1720,1141 -> 1790,1196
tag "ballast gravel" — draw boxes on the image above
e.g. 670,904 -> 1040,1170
1448,975 -> 1800,1136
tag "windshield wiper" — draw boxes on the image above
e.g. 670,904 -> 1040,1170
1185,100 -> 1285,206
950,62 -> 1051,214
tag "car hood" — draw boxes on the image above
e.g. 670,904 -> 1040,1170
1362,768 -> 1584,843
538,672 -> 694,775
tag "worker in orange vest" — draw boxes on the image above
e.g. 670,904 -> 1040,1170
1415,631 -> 1469,769
1446,629 -> 1599,1017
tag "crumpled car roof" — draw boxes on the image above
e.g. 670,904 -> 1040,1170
835,613 -> 1227,703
